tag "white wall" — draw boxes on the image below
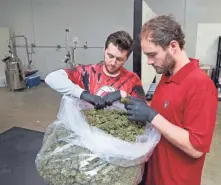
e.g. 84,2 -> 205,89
195,23 -> 221,67
0,0 -> 134,79
185,0 -> 221,60
1,0 -> 221,81
145,0 -> 186,27
145,0 -> 221,67
141,1 -> 159,93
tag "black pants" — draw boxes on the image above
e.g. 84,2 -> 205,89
138,162 -> 148,185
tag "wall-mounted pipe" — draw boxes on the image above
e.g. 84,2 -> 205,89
10,35 -> 32,64
15,45 -> 103,49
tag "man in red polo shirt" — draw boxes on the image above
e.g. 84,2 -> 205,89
124,15 -> 218,185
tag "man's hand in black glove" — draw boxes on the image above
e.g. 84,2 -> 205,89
124,96 -> 158,123
102,90 -> 121,106
80,91 -> 106,109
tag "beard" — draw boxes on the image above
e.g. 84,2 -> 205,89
103,62 -> 119,74
154,52 -> 175,75
103,56 -> 122,75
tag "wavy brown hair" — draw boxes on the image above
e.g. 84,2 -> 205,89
140,15 -> 185,50
105,31 -> 133,57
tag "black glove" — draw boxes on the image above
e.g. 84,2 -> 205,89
103,91 -> 121,106
80,91 -> 106,109
124,97 -> 158,123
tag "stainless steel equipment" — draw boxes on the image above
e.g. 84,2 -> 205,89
62,28 -> 79,68
1,35 -> 27,91
10,34 -> 32,69
2,55 -> 26,91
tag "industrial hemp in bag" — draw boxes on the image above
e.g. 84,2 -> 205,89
36,124 -> 143,185
82,109 -> 146,142
36,96 -> 160,185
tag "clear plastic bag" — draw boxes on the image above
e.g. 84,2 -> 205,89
35,96 -> 161,185
36,121 -> 144,185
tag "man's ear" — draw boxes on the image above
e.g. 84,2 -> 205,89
169,40 -> 179,54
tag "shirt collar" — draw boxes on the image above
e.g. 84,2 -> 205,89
163,58 -> 199,84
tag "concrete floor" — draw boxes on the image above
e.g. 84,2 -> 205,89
0,83 -> 220,185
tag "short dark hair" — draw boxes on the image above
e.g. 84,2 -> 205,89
140,15 -> 185,49
105,31 -> 133,57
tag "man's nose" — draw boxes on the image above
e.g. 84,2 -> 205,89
147,58 -> 154,65
110,58 -> 117,65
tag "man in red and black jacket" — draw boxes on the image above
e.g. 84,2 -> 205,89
45,31 -> 146,108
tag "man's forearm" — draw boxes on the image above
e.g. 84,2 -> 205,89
152,114 -> 203,158
45,69 -> 85,98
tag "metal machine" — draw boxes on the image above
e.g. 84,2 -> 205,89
62,28 -> 80,68
1,34 -> 32,91
1,54 -> 26,91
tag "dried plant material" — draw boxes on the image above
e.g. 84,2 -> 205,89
36,97 -> 161,185
120,97 -> 131,104
82,109 -> 146,142
36,125 -> 143,185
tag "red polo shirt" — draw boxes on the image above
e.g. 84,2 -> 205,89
147,59 -> 218,185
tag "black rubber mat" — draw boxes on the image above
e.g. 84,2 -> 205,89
0,127 -> 46,185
